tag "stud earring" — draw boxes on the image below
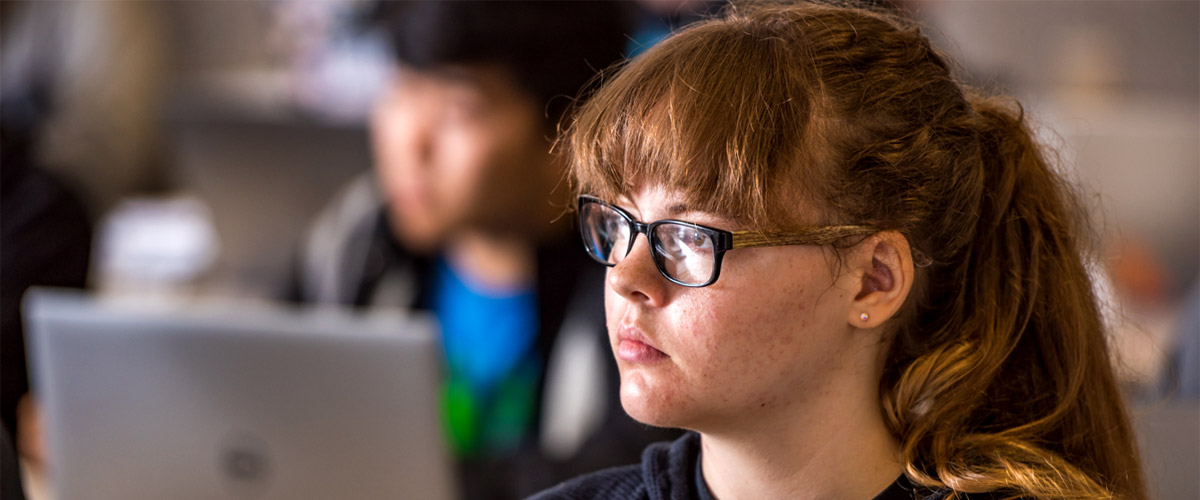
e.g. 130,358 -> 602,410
859,312 -> 870,322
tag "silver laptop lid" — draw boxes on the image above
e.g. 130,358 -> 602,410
25,289 -> 456,500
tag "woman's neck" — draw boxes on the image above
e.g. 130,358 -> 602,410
698,372 -> 902,500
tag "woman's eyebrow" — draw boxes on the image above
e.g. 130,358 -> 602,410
664,204 -> 742,228
666,203 -> 691,217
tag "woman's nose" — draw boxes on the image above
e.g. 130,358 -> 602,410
607,235 -> 669,307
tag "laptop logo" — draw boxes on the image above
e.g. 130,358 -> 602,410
220,432 -> 272,497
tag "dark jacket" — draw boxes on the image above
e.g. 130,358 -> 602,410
529,432 -> 1007,500
1,105 -> 92,446
288,175 -> 680,499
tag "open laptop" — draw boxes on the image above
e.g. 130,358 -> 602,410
24,289 -> 456,500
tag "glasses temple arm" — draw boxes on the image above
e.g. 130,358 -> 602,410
729,226 -> 877,248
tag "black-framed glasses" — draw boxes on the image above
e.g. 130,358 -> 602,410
578,195 -> 877,287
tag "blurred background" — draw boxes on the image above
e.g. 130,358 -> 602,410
1,1 -> 1196,499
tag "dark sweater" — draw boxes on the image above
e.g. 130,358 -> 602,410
529,432 -> 1001,500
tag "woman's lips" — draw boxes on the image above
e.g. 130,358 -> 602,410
618,340 -> 668,362
616,326 -> 668,363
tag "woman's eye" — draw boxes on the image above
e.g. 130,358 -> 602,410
683,229 -> 711,250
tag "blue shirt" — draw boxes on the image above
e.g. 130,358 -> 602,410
432,257 -> 539,455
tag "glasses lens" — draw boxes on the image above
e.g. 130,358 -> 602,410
652,223 -> 716,285
580,201 -> 631,265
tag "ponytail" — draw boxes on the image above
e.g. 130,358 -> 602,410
563,3 -> 1149,498
881,95 -> 1146,500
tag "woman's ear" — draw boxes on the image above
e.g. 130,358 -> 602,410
847,231 -> 915,329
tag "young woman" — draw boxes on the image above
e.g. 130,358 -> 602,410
532,2 -> 1146,500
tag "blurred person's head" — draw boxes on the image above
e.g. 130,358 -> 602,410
367,1 -> 629,252
567,2 -> 1144,499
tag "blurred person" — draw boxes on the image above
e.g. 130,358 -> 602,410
0,0 -> 167,214
289,2 -> 678,499
1100,235 -> 1179,396
532,2 -> 1146,500
0,0 -> 94,472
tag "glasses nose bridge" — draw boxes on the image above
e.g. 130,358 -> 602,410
622,219 -> 654,258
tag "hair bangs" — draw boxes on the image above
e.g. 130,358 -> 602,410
567,18 -> 824,227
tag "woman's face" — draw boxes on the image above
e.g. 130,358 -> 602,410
605,185 -> 869,431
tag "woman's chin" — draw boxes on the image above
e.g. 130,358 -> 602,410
619,372 -> 688,428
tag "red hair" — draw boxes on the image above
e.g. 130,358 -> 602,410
564,2 -> 1146,499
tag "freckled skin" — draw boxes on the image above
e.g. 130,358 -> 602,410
605,186 -> 864,433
